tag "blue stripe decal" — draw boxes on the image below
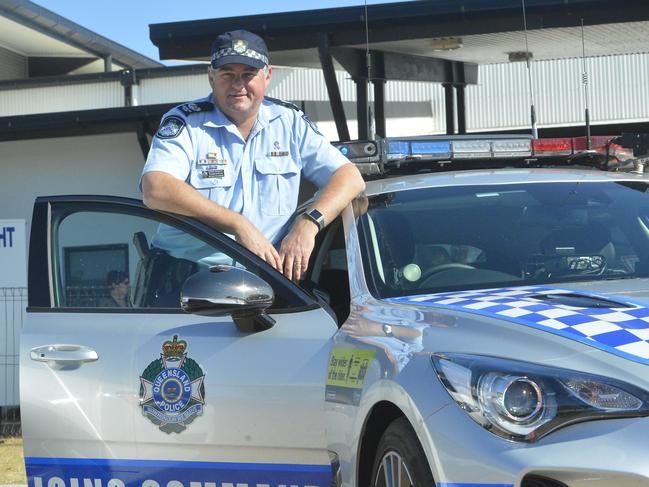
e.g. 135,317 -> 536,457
25,457 -> 332,487
388,285 -> 649,365
25,457 -> 330,472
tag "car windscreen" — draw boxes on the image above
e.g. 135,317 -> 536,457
357,180 -> 649,298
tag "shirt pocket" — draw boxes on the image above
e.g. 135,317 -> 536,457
255,157 -> 300,216
188,162 -> 233,192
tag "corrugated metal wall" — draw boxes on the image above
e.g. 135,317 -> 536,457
138,74 -> 210,106
0,81 -> 123,117
0,46 -> 26,81
467,54 -> 649,131
1,53 -> 648,130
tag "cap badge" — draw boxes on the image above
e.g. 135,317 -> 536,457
233,39 -> 248,54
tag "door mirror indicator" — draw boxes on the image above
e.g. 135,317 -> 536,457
181,265 -> 275,332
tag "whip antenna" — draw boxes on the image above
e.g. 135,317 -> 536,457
364,0 -> 373,138
521,0 -> 538,138
580,18 -> 592,150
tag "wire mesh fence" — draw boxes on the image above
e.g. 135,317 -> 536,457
1,288 -> 26,427
0,405 -> 21,437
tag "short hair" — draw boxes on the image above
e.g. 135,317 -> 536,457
106,270 -> 128,287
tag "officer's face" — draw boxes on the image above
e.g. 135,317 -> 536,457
209,63 -> 271,122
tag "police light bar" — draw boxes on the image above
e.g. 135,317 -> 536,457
387,136 -> 532,161
386,139 -> 452,160
335,133 -> 649,177
532,138 -> 573,156
333,140 -> 382,176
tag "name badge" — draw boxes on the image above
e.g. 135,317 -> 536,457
269,151 -> 289,157
202,169 -> 225,179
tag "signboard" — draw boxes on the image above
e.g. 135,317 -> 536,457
0,219 -> 27,288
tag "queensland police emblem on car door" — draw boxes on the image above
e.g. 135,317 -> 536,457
139,335 -> 205,433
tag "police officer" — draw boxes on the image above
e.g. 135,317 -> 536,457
141,30 -> 365,281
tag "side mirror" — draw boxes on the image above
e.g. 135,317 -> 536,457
181,265 -> 275,332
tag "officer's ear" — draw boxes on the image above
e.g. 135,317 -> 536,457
207,67 -> 217,88
264,66 -> 272,81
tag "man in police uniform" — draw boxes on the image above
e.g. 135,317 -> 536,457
141,30 -> 365,281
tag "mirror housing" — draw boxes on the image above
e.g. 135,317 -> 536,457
181,265 -> 275,332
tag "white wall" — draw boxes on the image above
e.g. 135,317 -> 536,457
0,132 -> 145,407
0,132 -> 145,225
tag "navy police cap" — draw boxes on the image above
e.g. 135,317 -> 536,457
210,30 -> 269,70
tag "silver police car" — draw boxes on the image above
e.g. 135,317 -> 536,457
20,134 -> 649,487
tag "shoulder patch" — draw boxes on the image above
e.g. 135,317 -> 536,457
178,101 -> 214,116
265,96 -> 302,112
156,116 -> 186,139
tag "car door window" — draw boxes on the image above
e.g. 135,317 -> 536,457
53,209 -> 246,309
306,217 -> 350,325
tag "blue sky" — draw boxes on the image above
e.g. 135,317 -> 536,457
32,1 -> 412,64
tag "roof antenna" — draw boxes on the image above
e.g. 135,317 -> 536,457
521,0 -> 538,139
363,0 -> 373,139
580,18 -> 592,150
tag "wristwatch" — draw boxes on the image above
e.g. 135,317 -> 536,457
303,207 -> 325,232
382,323 -> 394,337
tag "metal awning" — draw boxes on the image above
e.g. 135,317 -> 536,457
150,0 -> 649,140
0,0 -> 162,73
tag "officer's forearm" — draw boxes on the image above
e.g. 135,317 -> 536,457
141,171 -> 247,235
311,163 -> 365,226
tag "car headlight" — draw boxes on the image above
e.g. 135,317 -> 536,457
432,353 -> 649,442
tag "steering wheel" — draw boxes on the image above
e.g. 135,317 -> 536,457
419,263 -> 476,286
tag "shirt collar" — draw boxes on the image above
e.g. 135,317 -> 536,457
202,94 -> 281,132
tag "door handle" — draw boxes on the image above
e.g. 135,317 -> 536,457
30,344 -> 99,364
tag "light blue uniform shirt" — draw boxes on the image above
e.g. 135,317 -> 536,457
142,95 -> 350,265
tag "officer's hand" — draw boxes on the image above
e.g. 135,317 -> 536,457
234,220 -> 282,271
279,216 -> 319,281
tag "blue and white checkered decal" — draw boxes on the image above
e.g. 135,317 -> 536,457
388,286 -> 649,365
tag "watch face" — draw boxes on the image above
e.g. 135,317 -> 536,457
308,208 -> 323,221
305,208 -> 325,230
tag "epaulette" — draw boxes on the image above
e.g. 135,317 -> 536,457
177,101 -> 214,116
266,96 -> 323,135
265,96 -> 302,112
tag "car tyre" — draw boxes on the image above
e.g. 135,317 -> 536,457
370,417 -> 435,487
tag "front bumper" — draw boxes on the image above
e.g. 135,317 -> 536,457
426,402 -> 649,487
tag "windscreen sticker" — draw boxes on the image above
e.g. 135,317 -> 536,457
388,286 -> 649,365
139,335 -> 205,434
25,457 -> 332,487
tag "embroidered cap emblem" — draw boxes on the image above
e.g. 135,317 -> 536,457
139,335 -> 205,434
233,39 -> 248,54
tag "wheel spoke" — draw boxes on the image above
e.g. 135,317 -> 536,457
382,454 -> 393,487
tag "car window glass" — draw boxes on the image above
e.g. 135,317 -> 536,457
54,210 -> 245,309
359,181 -> 649,298
307,218 -> 350,325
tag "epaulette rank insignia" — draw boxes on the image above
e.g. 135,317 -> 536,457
265,96 -> 301,112
178,102 -> 214,116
